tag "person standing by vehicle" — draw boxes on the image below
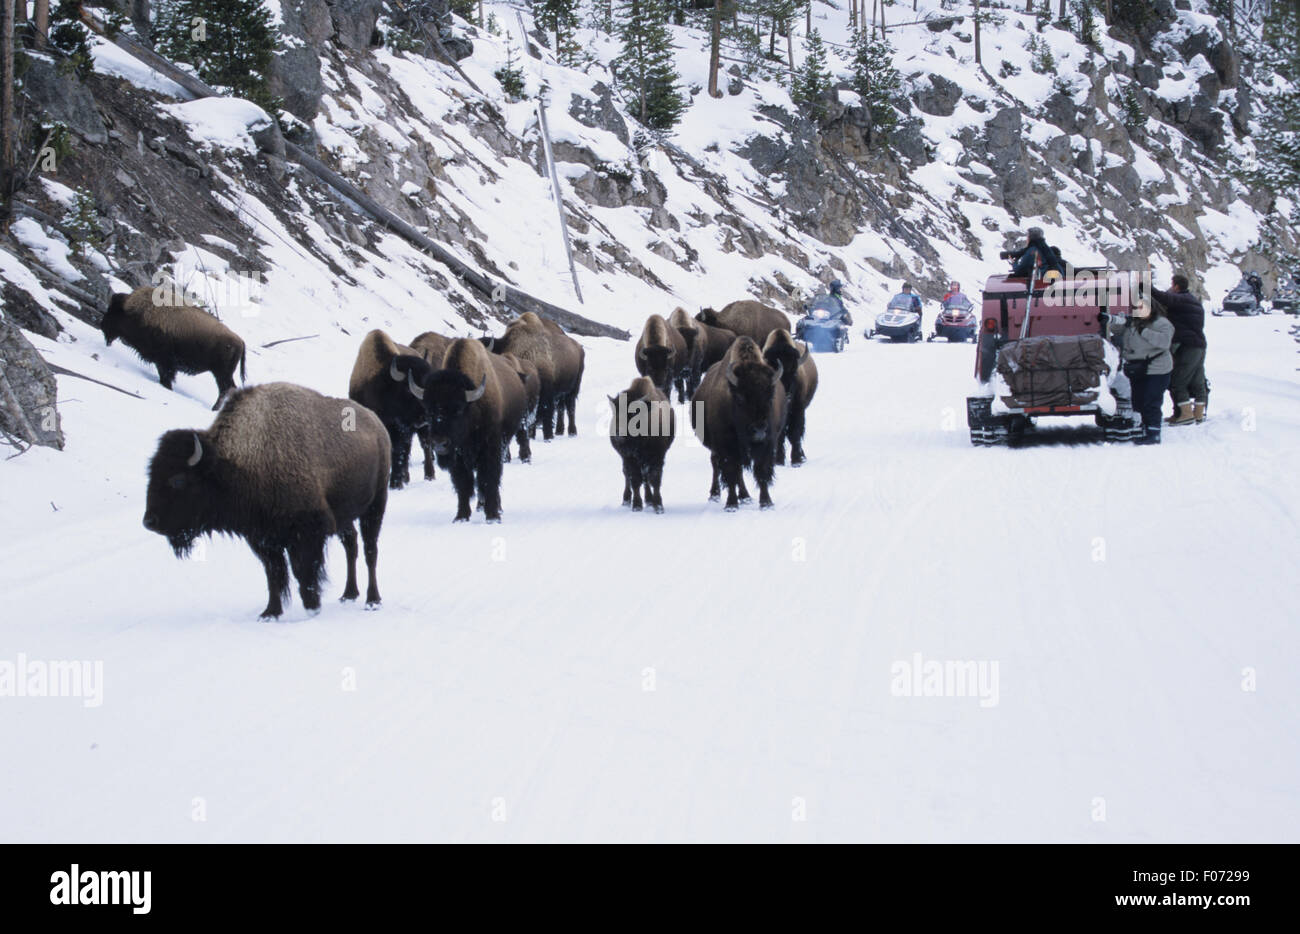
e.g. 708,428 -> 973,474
1114,299 -> 1175,445
1152,273 -> 1208,425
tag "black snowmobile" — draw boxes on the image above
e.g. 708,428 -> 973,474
1213,277 -> 1266,316
1271,277 -> 1299,315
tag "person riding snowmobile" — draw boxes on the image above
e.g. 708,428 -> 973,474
891,282 -> 922,315
941,281 -> 970,305
1007,227 -> 1066,280
826,279 -> 852,325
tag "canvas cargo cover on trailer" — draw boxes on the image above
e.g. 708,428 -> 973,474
995,334 -> 1111,409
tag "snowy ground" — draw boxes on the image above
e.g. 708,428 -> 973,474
3,306 -> 1298,842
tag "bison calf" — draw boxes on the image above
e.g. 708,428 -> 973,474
609,376 -> 675,512
142,382 -> 390,619
102,285 -> 246,410
691,337 -> 784,511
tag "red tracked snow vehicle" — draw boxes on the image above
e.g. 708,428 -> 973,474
966,269 -> 1147,446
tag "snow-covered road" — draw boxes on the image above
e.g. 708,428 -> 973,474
3,311 -> 1298,842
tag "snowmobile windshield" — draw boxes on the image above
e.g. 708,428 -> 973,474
887,294 -> 917,312
942,295 -> 973,312
807,295 -> 843,320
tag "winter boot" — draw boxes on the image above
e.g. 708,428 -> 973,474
1134,425 -> 1161,445
1169,402 -> 1196,425
1193,402 -> 1207,423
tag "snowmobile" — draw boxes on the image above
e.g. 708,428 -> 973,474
795,291 -> 851,352
1271,277 -> 1299,315
928,294 -> 978,342
1213,278 -> 1265,316
867,294 -> 924,342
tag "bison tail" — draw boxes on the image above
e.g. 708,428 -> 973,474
240,346 -> 247,384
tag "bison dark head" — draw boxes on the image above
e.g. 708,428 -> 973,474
638,345 -> 673,384
726,357 -> 782,443
477,336 -> 497,352
386,353 -> 433,422
764,341 -> 804,394
100,293 -> 127,345
143,430 -> 216,556
416,370 -> 488,453
696,308 -> 721,327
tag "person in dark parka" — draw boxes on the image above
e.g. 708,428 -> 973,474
1152,273 -> 1208,425
1009,227 -> 1066,279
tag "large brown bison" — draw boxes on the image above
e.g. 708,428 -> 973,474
666,307 -> 706,402
695,317 -> 738,371
410,338 -> 526,522
691,337 -> 785,511
762,330 -> 819,466
488,312 -> 584,440
635,313 -> 688,402
608,376 -> 675,513
101,285 -> 246,410
500,352 -> 540,463
696,300 -> 790,347
349,329 -> 432,489
142,382 -> 390,619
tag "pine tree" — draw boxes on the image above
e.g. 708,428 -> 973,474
153,0 -> 280,109
532,0 -> 581,66
851,29 -> 900,144
495,36 -> 527,102
613,0 -> 686,130
49,0 -> 97,79
790,28 -> 832,122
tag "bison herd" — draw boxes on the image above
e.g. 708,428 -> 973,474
114,285 -> 818,618
613,300 -> 818,513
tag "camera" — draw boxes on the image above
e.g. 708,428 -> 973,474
999,250 -> 1013,260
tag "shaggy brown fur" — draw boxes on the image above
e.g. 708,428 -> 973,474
691,337 -> 785,511
635,313 -> 688,402
608,376 -> 675,512
668,307 -> 707,401
101,285 -> 246,410
697,300 -> 791,347
415,338 -> 527,522
348,329 -> 432,489
762,330 -> 819,466
500,352 -> 540,463
142,382 -> 390,619
489,312 -> 585,440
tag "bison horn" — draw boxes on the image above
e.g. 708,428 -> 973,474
187,433 -> 203,467
798,343 -> 810,364
407,371 -> 425,401
465,374 -> 487,403
771,360 -> 784,385
725,360 -> 738,387
637,346 -> 649,362
390,358 -> 404,381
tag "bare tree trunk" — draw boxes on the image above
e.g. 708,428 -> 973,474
1,0 -> 14,219
786,20 -> 794,76
973,0 -> 982,66
708,0 -> 723,98
34,0 -> 50,48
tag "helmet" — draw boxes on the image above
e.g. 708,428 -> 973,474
829,279 -> 843,294
1027,226 -> 1044,240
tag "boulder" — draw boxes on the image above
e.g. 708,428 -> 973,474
20,58 -> 107,145
0,317 -> 63,450
568,83 -> 629,146
1184,93 -> 1225,150
1135,62 -> 1161,90
911,74 -> 962,117
329,0 -> 384,50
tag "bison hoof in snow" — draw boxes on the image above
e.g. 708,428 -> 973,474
653,504 -> 664,514
365,600 -> 381,611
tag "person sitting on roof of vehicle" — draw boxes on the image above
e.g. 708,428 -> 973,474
890,282 -> 922,315
1009,227 -> 1066,280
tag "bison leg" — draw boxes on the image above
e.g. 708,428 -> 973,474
213,370 -> 236,411
753,454 -> 776,510
554,394 -> 567,436
450,458 -> 476,522
360,499 -> 384,608
737,475 -> 752,503
477,444 -> 505,522
628,458 -> 644,512
647,460 -> 665,514
720,459 -> 742,512
156,364 -> 176,390
566,393 -> 578,436
787,404 -> 807,466
516,426 -> 532,463
708,455 -> 722,502
417,426 -> 436,481
386,423 -> 413,490
289,536 -> 328,613
538,396 -> 556,441
250,541 -> 291,620
339,522 -> 360,602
